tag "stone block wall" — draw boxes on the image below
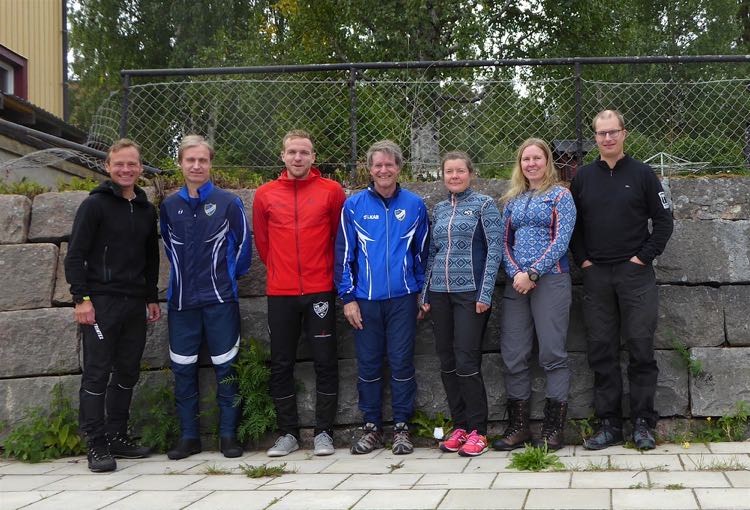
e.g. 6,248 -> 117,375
1,177 -> 749,441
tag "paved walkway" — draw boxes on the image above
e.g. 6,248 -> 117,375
2,442 -> 750,509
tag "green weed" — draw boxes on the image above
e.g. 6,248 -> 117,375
202,464 -> 232,475
508,445 -> 565,472
411,410 -> 453,440
57,176 -> 99,191
670,336 -> 703,377
239,462 -> 293,478
694,401 -> 750,443
130,376 -> 181,453
3,383 -> 85,462
223,339 -> 276,443
0,178 -> 49,199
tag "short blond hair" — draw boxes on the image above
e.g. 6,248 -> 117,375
282,129 -> 314,151
592,110 -> 625,131
178,134 -> 214,162
106,138 -> 142,164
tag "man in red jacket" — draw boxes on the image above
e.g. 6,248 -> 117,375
253,130 -> 346,457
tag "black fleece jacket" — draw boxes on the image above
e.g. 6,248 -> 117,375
570,155 -> 674,266
64,180 -> 159,302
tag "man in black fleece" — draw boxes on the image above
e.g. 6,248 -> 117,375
65,139 -> 161,472
570,110 -> 673,451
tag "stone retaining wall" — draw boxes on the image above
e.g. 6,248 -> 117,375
1,176 -> 748,441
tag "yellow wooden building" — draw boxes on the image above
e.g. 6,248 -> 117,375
0,0 -> 66,119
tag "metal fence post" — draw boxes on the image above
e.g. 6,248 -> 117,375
348,67 -> 358,176
119,73 -> 131,139
574,62 -> 583,165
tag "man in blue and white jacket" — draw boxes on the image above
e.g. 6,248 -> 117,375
160,135 -> 252,460
335,140 -> 430,456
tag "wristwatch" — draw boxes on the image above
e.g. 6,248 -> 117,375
527,270 -> 540,282
73,295 -> 91,305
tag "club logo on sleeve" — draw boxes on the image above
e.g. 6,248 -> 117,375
394,209 -> 406,221
658,192 -> 669,209
204,203 -> 217,216
313,301 -> 329,318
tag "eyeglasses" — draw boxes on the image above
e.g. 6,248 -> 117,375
594,129 -> 624,139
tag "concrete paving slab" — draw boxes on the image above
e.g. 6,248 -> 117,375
574,445 -> 636,456
558,455 -> 609,471
681,453 -> 750,470
724,470 -> 750,487
415,473 -> 496,489
181,460 -> 248,475
0,491 -> 60,510
608,454 -> 683,471
649,471 -> 730,488
183,490 -> 288,510
116,459 -> 205,474
708,442 -> 750,454
264,458 -> 337,473
378,448 -> 445,460
693,488 -> 750,509
20,490 -> 133,510
463,457 -> 515,473
38,473 -> 139,490
336,473 -> 421,490
352,489 -> 447,509
186,474 -> 267,490
492,472 -> 570,489
525,488 -> 610,509
103,490 -> 211,510
651,443 -> 711,455
571,471 -> 647,489
438,489 -> 528,509
392,458 -> 471,474
0,474 -> 67,491
259,473 -> 350,490
611,488 -> 698,509
272,489 -> 367,510
0,462 -> 66,475
113,474 -> 206,491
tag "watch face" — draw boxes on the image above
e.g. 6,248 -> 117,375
529,272 -> 539,282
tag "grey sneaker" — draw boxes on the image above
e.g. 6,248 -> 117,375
313,431 -> 335,456
266,434 -> 299,457
392,422 -> 413,455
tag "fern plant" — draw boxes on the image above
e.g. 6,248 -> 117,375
3,383 -> 85,462
411,410 -> 453,440
223,338 -> 276,443
130,377 -> 181,453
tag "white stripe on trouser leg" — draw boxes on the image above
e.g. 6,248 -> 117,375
170,349 -> 198,365
392,375 -> 414,382
457,371 -> 479,377
359,376 -> 381,383
211,336 -> 240,365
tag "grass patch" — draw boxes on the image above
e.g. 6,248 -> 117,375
239,462 -> 295,478
508,445 -> 565,472
202,464 -> 232,475
387,461 -> 404,473
629,481 -> 655,489
665,483 -> 685,490
689,456 -> 749,471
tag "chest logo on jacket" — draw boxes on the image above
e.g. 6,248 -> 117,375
394,209 -> 406,221
204,203 -> 217,217
313,301 -> 329,318
463,210 -> 473,216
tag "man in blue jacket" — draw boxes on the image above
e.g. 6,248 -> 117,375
160,135 -> 252,460
335,140 -> 429,455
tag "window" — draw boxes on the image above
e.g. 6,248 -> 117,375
0,45 -> 27,99
0,61 -> 13,94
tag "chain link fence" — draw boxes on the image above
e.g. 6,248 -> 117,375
86,58 -> 750,180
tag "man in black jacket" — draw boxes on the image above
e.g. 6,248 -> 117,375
65,139 -> 161,472
570,110 -> 673,451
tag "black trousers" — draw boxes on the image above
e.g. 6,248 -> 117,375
267,292 -> 338,438
582,261 -> 659,427
79,294 -> 147,439
429,290 -> 490,435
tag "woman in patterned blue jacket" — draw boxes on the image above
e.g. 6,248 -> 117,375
493,138 -> 576,452
420,151 -> 503,457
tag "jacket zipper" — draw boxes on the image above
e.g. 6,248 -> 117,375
381,197 -> 391,298
445,194 -> 458,292
294,182 -> 304,294
128,200 -> 134,282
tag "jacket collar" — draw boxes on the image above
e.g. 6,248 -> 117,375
178,180 -> 214,202
278,167 -> 321,183
448,187 -> 473,202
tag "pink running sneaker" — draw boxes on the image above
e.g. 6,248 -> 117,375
458,430 -> 489,457
439,428 -> 467,453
